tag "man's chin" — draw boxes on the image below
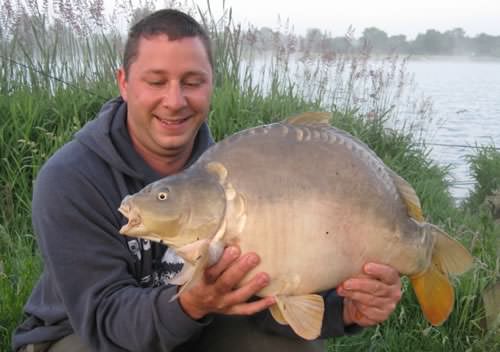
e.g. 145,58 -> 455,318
157,135 -> 195,155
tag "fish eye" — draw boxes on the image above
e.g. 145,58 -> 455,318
157,192 -> 168,201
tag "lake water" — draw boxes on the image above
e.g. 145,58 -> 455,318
246,55 -> 499,201
406,60 -> 500,201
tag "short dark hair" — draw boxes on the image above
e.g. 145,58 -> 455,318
123,9 -> 213,77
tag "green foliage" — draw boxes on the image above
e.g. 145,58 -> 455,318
463,146 -> 500,210
0,225 -> 42,347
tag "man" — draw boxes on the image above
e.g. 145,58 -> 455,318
13,9 -> 402,352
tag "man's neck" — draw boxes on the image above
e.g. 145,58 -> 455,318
131,138 -> 194,177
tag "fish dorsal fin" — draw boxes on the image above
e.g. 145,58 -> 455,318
282,112 -> 331,126
274,294 -> 324,340
389,170 -> 424,221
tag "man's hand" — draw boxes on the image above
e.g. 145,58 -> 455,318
337,263 -> 402,327
178,246 -> 275,320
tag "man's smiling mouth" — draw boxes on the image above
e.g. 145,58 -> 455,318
155,115 -> 190,125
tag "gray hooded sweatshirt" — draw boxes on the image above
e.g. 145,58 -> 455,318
13,98 -> 357,352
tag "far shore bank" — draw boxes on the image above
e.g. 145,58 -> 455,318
243,50 -> 500,62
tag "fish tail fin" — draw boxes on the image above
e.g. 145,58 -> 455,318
410,263 -> 454,326
273,294 -> 324,340
410,225 -> 473,325
428,224 -> 474,275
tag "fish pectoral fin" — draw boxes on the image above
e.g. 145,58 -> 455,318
175,239 -> 210,264
167,262 -> 195,286
282,112 -> 331,126
410,263 -> 454,326
207,219 -> 227,266
170,242 -> 210,302
274,294 -> 324,340
389,170 -> 424,221
270,303 -> 288,325
171,222 -> 228,300
207,240 -> 224,266
430,224 -> 473,275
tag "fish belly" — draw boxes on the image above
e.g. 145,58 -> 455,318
232,199 -> 403,297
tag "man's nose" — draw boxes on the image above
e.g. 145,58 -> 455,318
161,82 -> 187,110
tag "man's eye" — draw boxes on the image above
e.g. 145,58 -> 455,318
148,81 -> 164,86
184,80 -> 203,87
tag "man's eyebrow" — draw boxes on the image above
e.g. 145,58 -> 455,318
143,69 -> 210,76
184,70 -> 210,77
143,69 -> 166,75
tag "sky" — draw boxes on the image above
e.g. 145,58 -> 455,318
203,0 -> 500,39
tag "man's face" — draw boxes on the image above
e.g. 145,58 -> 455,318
118,34 -> 213,162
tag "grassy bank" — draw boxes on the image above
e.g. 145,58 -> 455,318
1,3 -> 499,351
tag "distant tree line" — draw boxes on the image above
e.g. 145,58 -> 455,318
2,1 -> 499,59
243,26 -> 500,57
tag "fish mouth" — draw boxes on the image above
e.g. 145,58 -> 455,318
118,202 -> 144,235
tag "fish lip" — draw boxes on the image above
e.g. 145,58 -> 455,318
118,202 -> 130,218
118,203 -> 142,235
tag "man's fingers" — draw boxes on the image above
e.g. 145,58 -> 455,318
363,262 -> 400,285
340,263 -> 402,326
352,301 -> 390,324
204,246 -> 241,283
224,272 -> 270,305
344,298 -> 379,327
338,288 -> 394,309
354,312 -> 380,327
353,309 -> 378,326
214,253 -> 260,293
340,278 -> 392,297
180,248 -> 270,319
226,296 -> 276,316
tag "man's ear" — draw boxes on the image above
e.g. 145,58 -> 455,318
117,67 -> 128,101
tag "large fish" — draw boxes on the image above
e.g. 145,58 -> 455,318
119,113 -> 473,340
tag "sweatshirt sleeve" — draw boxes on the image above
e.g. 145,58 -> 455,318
250,289 -> 362,339
32,161 -> 207,352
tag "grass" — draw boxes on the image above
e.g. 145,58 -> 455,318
1,1 -> 499,351
463,146 -> 500,211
